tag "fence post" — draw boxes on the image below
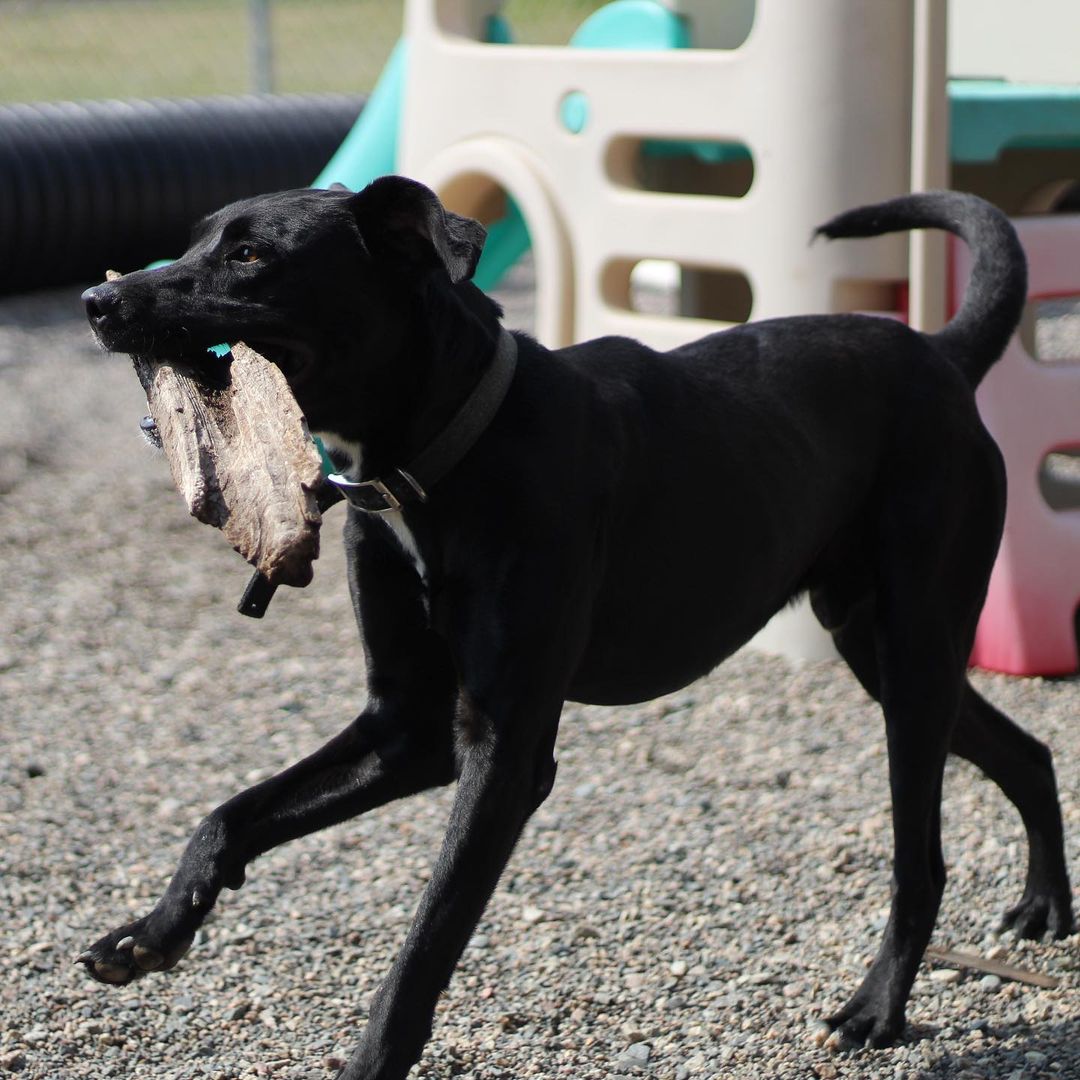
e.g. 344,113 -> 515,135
250,0 -> 275,93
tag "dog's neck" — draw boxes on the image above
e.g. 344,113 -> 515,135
320,324 -> 516,516
331,284 -> 505,482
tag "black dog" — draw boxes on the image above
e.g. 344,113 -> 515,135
80,178 -> 1073,1079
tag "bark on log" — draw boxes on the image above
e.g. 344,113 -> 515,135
129,337 -> 323,588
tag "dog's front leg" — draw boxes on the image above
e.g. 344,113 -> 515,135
339,691 -> 562,1080
76,684 -> 457,985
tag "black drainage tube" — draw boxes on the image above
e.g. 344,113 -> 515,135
0,93 -> 364,295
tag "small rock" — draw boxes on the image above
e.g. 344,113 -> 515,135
0,1050 -> 26,1072
979,975 -> 1002,992
929,968 -> 962,984
670,959 -> 688,978
521,906 -> 545,925
228,999 -> 252,1020
1025,1051 -> 1048,1066
620,1042 -> 651,1065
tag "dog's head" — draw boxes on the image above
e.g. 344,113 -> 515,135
83,177 -> 491,442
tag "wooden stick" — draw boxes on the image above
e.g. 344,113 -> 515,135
123,315 -> 323,588
925,945 -> 1061,989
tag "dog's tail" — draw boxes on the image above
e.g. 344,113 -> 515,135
815,191 -> 1027,388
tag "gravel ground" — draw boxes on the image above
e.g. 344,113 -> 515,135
1,282 -> 1078,1080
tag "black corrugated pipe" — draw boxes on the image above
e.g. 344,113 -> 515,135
0,93 -> 365,295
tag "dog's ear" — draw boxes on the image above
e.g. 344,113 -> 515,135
351,176 -> 487,283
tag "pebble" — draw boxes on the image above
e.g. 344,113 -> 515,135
930,968 -> 963,984
615,1042 -> 651,1070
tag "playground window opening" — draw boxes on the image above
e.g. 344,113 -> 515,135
605,259 -> 753,325
606,137 -> 754,199
1039,449 -> 1080,512
1019,296 -> 1080,364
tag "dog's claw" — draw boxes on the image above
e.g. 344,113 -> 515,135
115,935 -> 135,951
822,1029 -> 848,1053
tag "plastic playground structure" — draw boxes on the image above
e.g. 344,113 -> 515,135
302,0 -> 1080,674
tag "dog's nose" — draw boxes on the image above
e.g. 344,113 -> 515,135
82,284 -> 121,325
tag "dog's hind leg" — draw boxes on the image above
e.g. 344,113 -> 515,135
814,596 -> 1075,944
811,458 -> 1004,1048
951,686 -> 1074,938
814,596 -> 959,1048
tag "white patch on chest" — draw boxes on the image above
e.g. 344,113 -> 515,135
380,510 -> 428,583
316,431 -> 429,585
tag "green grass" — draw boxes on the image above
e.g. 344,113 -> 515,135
0,0 -> 605,104
0,0 -> 403,102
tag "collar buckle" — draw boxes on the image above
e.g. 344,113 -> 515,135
327,468 -> 427,515
327,473 -> 402,514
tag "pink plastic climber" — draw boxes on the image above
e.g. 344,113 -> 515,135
957,215 -> 1080,674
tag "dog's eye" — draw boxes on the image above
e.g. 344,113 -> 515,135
228,245 -> 260,264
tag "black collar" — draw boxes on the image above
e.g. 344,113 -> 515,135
327,328 -> 518,514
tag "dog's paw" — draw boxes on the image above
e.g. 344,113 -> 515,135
1000,888 -> 1075,941
75,915 -> 195,986
813,1000 -> 904,1051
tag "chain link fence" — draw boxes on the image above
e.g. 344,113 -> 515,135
0,0 -> 606,104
